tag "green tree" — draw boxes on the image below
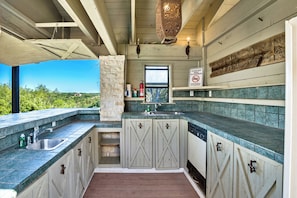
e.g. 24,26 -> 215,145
0,84 -> 100,116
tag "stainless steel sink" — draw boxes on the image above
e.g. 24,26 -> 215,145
26,138 -> 67,150
147,111 -> 184,115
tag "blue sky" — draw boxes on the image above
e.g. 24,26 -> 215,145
0,60 -> 100,93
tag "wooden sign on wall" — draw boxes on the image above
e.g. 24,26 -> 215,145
209,33 -> 285,77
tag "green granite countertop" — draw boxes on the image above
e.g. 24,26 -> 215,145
122,111 -> 284,164
0,120 -> 121,195
0,109 -> 284,196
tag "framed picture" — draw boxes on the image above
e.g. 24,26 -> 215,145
188,67 -> 203,87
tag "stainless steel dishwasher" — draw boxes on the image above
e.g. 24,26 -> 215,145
187,122 -> 207,194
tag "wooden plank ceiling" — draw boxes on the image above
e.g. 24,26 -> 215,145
0,0 -> 239,66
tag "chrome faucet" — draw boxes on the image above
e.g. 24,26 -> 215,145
33,126 -> 39,143
154,103 -> 161,111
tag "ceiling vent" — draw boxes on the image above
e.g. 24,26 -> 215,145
156,0 -> 182,44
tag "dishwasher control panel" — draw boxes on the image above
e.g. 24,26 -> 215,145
188,122 -> 207,142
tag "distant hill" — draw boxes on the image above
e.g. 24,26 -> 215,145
0,84 -> 100,116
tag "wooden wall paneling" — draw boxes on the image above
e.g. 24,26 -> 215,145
207,62 -> 284,87
204,0 -> 277,45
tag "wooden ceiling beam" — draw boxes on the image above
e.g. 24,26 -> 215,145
57,0 -> 98,44
80,0 -> 117,55
131,0 -> 136,44
35,22 -> 78,28
0,1 -> 51,38
181,0 -> 204,30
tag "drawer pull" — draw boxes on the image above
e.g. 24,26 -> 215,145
248,160 -> 257,173
60,164 -> 66,175
138,123 -> 143,129
78,148 -> 82,156
166,123 -> 169,129
216,142 -> 222,151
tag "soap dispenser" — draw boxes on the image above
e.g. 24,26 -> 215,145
19,134 -> 26,148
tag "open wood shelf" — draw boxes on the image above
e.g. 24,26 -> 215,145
100,138 -> 120,146
97,131 -> 121,166
99,156 -> 120,164
172,86 -> 227,91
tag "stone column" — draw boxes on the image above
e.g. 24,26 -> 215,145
99,55 -> 125,121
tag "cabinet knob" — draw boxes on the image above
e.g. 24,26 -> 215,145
60,164 -> 66,175
248,160 -> 257,173
138,123 -> 143,129
166,123 -> 169,129
89,137 -> 92,143
216,142 -> 222,151
78,148 -> 82,156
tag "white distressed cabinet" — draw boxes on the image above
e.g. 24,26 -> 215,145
154,119 -> 179,169
207,131 -> 283,198
73,141 -> 85,198
48,150 -> 74,198
207,132 -> 233,198
17,173 -> 48,198
233,144 -> 283,198
82,133 -> 95,186
126,119 -> 153,168
124,118 -> 180,169
72,133 -> 95,197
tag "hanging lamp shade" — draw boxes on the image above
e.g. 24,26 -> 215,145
156,0 -> 182,44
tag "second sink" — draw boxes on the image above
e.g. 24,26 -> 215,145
147,111 -> 184,115
26,138 -> 67,150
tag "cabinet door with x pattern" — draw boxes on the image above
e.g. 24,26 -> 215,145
126,119 -> 153,168
154,119 -> 179,169
207,132 -> 233,198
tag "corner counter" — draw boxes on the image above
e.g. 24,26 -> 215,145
0,108 -> 121,197
122,111 -> 284,164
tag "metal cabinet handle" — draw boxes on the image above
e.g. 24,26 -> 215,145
89,137 -> 92,143
216,142 -> 222,151
248,160 -> 257,173
166,123 -> 169,129
60,164 -> 66,175
78,148 -> 82,156
138,123 -> 143,129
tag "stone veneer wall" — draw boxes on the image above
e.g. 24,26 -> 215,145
99,55 -> 125,121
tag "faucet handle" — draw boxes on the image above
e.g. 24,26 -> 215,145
29,133 -> 34,144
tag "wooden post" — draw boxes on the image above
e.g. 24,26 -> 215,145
12,66 -> 20,113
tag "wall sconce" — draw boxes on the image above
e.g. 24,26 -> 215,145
186,37 -> 190,59
136,38 -> 140,58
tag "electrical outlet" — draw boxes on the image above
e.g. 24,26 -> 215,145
209,90 -> 212,97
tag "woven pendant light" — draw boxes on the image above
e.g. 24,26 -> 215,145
156,0 -> 182,44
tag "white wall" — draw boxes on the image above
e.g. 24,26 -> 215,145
284,16 -> 297,198
119,44 -> 203,89
203,0 -> 297,87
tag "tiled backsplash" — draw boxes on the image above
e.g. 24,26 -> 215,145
125,85 -> 285,129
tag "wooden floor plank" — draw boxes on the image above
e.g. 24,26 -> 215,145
84,173 -> 199,198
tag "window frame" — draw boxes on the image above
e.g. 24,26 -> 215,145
144,64 -> 173,104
